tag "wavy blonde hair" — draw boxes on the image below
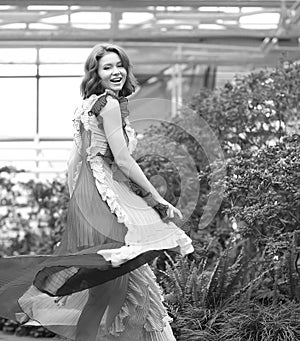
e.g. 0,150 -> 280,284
80,43 -> 137,99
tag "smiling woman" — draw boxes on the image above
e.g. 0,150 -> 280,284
80,44 -> 136,99
0,43 -> 193,341
98,52 -> 127,95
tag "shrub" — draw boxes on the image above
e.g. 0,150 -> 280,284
135,60 -> 300,243
0,167 -> 68,256
223,134 -> 300,248
190,60 -> 300,153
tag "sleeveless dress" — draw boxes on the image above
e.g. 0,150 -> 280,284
0,89 -> 194,341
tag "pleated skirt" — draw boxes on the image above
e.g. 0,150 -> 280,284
0,153 -> 193,340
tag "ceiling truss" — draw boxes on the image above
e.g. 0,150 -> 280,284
0,0 -> 299,66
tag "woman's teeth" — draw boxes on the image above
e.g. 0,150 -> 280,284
111,78 -> 122,83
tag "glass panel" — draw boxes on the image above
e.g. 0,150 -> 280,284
240,13 -> 280,26
39,77 -> 82,137
39,48 -> 91,63
121,12 -> 154,24
0,48 -> 37,63
0,141 -> 72,178
72,23 -> 110,29
27,5 -> 69,10
39,64 -> 84,76
29,23 -> 57,30
71,12 -> 111,23
41,15 -> 68,24
0,142 -> 37,172
0,5 -> 16,10
0,64 -> 37,76
0,23 -> 27,30
0,78 -> 36,137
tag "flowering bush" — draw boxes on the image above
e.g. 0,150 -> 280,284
0,167 -> 68,256
190,60 -> 300,153
223,134 -> 300,247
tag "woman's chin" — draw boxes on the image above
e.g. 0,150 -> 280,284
107,85 -> 122,94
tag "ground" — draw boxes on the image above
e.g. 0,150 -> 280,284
0,332 -> 60,341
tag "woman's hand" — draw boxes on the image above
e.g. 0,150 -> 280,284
155,196 -> 183,219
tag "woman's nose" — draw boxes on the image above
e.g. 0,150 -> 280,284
112,66 -> 120,74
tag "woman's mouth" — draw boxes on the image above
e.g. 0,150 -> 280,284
110,77 -> 122,84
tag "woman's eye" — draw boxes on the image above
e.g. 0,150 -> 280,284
102,64 -> 124,71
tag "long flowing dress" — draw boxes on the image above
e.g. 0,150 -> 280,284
0,89 -> 194,340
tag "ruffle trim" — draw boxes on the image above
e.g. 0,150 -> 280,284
88,155 -> 194,267
88,89 -> 129,129
88,156 -> 130,227
106,265 -> 171,337
73,94 -> 98,153
98,229 -> 194,267
124,118 -> 138,154
88,89 -> 119,118
72,89 -> 129,155
87,153 -> 194,267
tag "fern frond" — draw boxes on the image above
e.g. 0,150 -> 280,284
206,249 -> 230,307
224,250 -> 250,298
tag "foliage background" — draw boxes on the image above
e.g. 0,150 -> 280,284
0,60 -> 300,339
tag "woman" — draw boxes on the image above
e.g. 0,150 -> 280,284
0,44 -> 193,340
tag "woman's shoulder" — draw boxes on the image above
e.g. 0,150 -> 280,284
88,89 -> 120,118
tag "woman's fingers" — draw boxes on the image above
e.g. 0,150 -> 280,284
174,207 -> 183,219
168,206 -> 174,218
167,205 -> 183,219
176,208 -> 183,219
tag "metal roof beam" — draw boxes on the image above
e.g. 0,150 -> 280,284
0,1 -> 298,8
0,27 -> 299,41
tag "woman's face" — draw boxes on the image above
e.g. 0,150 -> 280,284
98,52 -> 127,95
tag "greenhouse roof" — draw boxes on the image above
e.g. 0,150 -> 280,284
0,0 -> 299,66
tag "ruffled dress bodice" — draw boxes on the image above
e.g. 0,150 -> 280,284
68,89 -> 137,196
72,89 -> 137,162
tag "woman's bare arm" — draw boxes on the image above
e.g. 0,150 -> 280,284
100,96 -> 182,219
101,96 -> 162,201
